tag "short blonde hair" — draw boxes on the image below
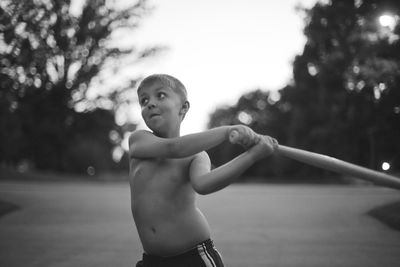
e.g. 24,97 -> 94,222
137,74 -> 188,102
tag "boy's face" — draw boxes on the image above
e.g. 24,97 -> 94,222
138,81 -> 186,135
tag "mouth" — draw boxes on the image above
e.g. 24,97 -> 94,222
149,113 -> 161,119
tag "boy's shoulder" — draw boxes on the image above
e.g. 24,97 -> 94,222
191,150 -> 210,164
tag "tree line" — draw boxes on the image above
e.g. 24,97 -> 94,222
0,0 -> 156,174
1,0 -> 399,180
207,0 -> 400,181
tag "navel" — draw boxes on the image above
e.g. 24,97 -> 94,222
150,226 -> 156,233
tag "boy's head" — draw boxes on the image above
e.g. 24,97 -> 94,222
137,74 -> 190,134
137,74 -> 188,104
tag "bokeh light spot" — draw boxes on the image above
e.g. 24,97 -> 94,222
382,162 -> 390,171
379,14 -> 396,30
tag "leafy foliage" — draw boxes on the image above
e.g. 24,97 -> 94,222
0,0 -> 156,173
208,0 -> 400,179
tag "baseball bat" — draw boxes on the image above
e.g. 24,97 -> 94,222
229,130 -> 400,190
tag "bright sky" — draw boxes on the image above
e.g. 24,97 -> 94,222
120,0 -> 319,135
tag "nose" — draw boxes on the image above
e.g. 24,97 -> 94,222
147,98 -> 156,109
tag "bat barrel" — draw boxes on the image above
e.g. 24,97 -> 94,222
278,145 -> 400,190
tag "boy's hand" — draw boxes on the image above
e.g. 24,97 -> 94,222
229,125 -> 259,149
248,135 -> 279,161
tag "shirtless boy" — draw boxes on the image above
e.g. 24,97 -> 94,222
129,74 -> 277,267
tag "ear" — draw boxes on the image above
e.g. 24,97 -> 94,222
180,101 -> 190,118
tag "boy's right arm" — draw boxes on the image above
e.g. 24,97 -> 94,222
130,126 -> 248,159
190,134 -> 278,195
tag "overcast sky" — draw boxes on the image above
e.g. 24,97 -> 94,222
116,0 -> 319,138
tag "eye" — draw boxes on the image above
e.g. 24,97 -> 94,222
140,97 -> 148,106
157,92 -> 166,99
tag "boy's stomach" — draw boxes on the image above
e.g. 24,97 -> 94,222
132,199 -> 211,256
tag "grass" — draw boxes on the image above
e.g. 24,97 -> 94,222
368,201 -> 400,231
0,167 -> 128,182
1,182 -> 400,267
0,199 -> 19,218
1,167 -> 400,232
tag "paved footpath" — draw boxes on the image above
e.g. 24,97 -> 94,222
0,181 -> 400,267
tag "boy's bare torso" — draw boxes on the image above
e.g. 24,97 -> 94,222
129,155 -> 211,256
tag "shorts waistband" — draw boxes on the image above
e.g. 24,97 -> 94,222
143,239 -> 215,263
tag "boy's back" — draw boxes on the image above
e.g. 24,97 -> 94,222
129,153 -> 211,256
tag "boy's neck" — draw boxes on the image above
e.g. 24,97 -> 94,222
154,126 -> 181,138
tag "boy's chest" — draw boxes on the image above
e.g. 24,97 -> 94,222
132,157 -> 192,184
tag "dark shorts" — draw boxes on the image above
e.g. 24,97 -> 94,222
136,239 -> 224,267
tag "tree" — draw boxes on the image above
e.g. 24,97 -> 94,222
207,0 -> 400,179
289,0 -> 400,172
0,0 -> 158,173
207,89 -> 290,179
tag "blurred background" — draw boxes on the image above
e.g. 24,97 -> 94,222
1,0 -> 399,182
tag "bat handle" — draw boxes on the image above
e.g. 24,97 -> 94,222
229,130 -> 240,144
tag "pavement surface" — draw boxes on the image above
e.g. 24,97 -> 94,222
0,180 -> 399,267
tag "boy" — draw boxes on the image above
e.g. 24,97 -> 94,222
129,74 -> 278,267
